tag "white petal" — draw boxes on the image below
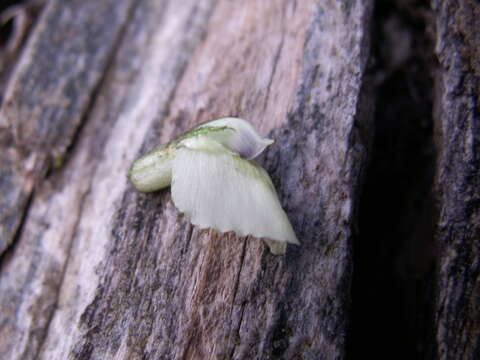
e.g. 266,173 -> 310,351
195,117 -> 273,159
171,142 -> 298,253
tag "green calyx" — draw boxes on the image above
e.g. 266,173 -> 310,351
176,125 -> 234,142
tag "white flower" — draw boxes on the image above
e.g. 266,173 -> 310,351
129,117 -> 298,255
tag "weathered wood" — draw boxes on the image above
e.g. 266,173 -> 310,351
432,0 -> 480,359
0,0 -> 374,359
0,0 -> 135,254
0,0 -> 46,98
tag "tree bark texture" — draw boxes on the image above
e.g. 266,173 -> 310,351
0,0 -> 479,359
0,1 -> 373,359
432,0 -> 480,359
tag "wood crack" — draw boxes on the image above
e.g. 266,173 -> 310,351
33,186 -> 92,360
48,0 -> 142,175
350,1 -> 437,358
229,300 -> 247,360
226,238 -> 248,359
262,2 -> 288,114
262,37 -> 284,114
31,1 -> 140,357
0,188 -> 33,269
230,238 -> 247,312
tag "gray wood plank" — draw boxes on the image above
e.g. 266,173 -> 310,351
0,1 -> 374,359
432,0 -> 480,358
0,0 -> 136,255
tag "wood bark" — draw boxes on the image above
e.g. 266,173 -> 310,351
432,0 -> 480,359
2,0 -> 479,359
0,1 -> 373,359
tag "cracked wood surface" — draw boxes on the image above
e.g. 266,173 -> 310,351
432,0 -> 480,359
0,0 -> 136,255
0,0 -> 374,359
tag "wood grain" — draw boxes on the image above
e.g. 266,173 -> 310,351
0,0 -> 374,359
0,0 -> 135,254
432,0 -> 480,358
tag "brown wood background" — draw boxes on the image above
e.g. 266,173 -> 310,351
0,0 -> 478,359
